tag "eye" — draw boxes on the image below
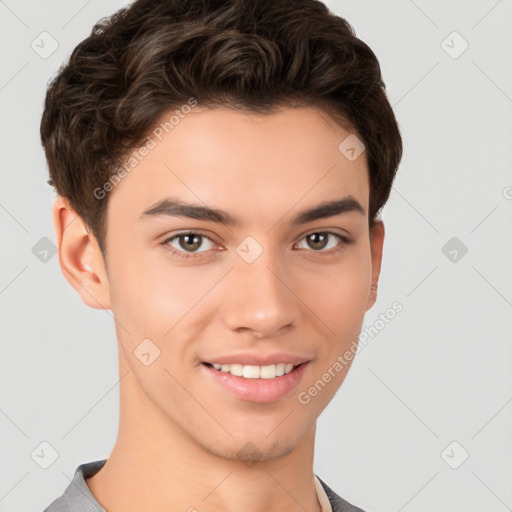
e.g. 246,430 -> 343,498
162,231 -> 217,260
296,231 -> 351,254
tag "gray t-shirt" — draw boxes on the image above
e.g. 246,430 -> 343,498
41,459 -> 366,512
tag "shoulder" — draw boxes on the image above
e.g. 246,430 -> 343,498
40,459 -> 107,512
316,475 -> 368,512
41,495 -> 71,512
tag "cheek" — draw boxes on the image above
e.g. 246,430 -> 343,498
108,244 -> 218,341
300,248 -> 371,357
306,247 -> 371,316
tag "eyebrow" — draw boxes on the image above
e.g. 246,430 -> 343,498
140,195 -> 365,227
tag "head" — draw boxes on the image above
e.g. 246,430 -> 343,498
41,0 -> 402,462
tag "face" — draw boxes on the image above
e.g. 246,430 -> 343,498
60,105 -> 384,462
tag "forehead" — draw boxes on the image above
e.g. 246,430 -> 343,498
106,106 -> 369,227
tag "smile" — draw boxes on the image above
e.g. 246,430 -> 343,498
203,362 -> 298,379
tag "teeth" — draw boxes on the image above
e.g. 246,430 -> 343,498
210,362 -> 297,378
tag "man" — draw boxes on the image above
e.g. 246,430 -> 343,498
40,0 -> 402,511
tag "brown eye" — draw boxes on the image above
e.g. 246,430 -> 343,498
305,232 -> 330,250
162,232 -> 216,258
177,233 -> 202,252
297,231 -> 347,253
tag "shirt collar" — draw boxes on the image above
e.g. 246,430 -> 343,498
314,474 -> 334,512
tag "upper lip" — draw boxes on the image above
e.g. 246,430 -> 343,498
203,352 -> 311,366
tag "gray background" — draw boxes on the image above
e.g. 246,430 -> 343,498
1,1 -> 511,511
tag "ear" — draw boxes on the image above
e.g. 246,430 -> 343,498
365,219 -> 385,311
52,196 -> 112,310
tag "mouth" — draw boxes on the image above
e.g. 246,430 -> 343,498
202,361 -> 303,379
201,361 -> 310,403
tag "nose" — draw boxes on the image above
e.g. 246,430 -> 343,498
221,247 -> 298,338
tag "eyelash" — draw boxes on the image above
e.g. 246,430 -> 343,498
161,230 -> 352,261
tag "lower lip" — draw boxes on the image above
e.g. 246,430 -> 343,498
201,362 -> 309,404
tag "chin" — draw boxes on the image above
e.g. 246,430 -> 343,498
199,433 -> 299,464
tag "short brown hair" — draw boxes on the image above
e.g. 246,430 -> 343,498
40,0 -> 402,261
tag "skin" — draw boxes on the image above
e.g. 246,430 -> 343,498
53,105 -> 384,512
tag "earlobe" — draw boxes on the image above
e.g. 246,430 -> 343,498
52,196 -> 111,310
365,219 -> 385,311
